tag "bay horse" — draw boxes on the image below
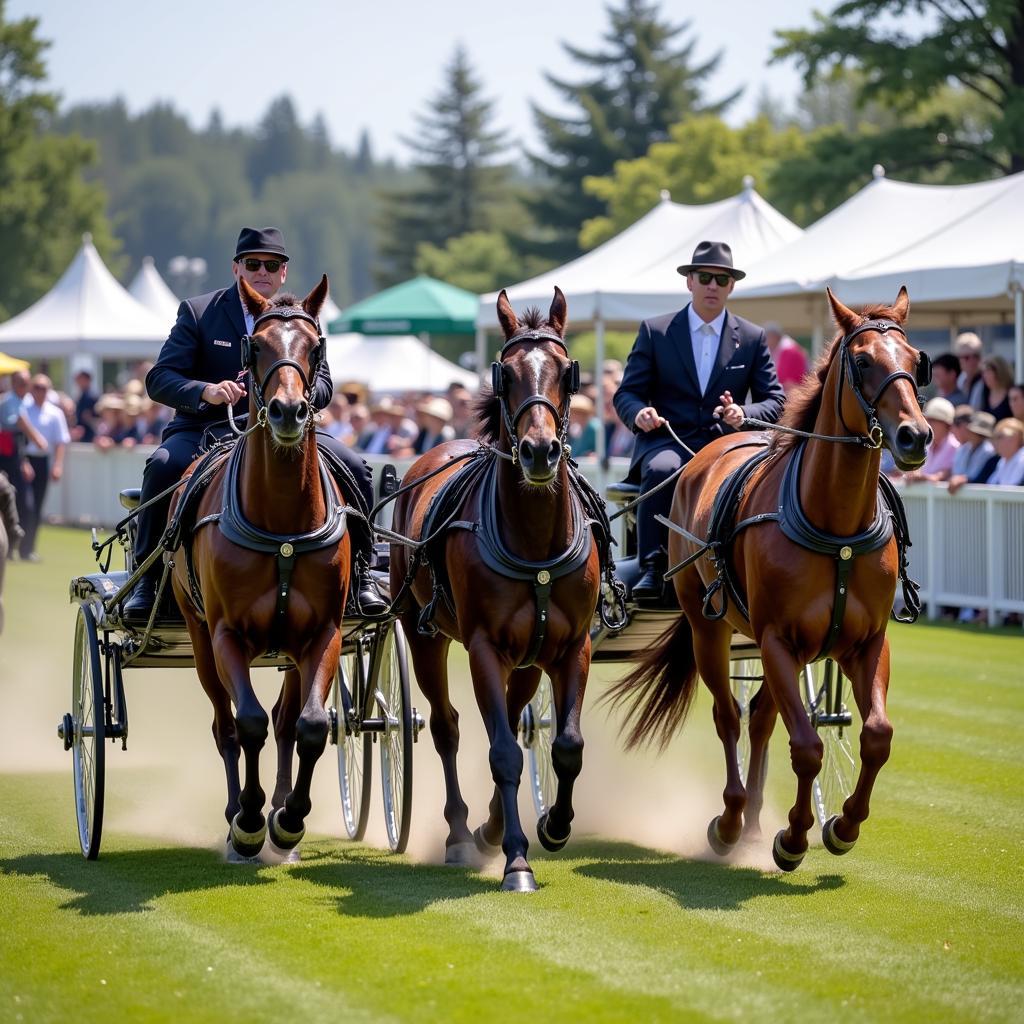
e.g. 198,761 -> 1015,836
170,275 -> 351,860
390,288 -> 604,891
609,287 -> 931,870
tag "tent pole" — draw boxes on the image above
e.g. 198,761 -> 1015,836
1015,286 -> 1023,378
475,327 -> 487,386
595,307 -> 607,492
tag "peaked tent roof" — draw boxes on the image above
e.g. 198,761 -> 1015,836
128,257 -> 181,325
0,235 -> 169,358
332,276 -> 479,335
477,183 -> 804,329
325,333 -> 478,393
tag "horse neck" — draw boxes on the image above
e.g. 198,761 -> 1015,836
494,456 -> 573,562
240,425 -> 325,535
800,363 -> 881,535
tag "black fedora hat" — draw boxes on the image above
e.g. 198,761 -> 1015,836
234,226 -> 289,262
676,240 -> 745,280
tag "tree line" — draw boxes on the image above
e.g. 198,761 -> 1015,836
1,0 -> 1022,322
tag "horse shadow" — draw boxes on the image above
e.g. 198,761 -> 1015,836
562,837 -> 847,911
0,839 -> 494,919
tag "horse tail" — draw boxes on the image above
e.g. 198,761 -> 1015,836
603,614 -> 698,751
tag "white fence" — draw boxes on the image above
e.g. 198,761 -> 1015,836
43,444 -> 1024,624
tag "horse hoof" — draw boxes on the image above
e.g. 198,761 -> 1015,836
472,825 -> 502,859
772,829 -> 806,872
536,811 -> 570,853
444,842 -> 480,867
501,869 -> 539,893
261,834 -> 301,865
268,807 -> 305,851
822,815 -> 857,856
707,816 -> 737,857
229,814 -> 266,859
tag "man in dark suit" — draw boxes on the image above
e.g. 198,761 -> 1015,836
123,226 -> 386,623
614,240 -> 785,600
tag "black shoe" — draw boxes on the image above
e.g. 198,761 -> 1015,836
122,576 -> 157,626
632,565 -> 665,601
352,568 -> 388,618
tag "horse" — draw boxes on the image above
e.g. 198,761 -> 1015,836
169,275 -> 351,860
389,287 -> 604,891
608,287 -> 932,870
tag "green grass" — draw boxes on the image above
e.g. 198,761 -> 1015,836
1,527 -> 1022,1022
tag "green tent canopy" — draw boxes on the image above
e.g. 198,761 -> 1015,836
330,275 -> 478,335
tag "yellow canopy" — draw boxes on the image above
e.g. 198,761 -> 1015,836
0,351 -> 30,375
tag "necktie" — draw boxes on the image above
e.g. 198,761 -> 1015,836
698,323 -> 716,394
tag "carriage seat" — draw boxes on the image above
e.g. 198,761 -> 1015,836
119,488 -> 142,511
605,480 -> 639,506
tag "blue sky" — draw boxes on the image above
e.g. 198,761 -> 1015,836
18,1 -> 831,159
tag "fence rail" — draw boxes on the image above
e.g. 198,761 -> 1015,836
42,443 -> 1024,624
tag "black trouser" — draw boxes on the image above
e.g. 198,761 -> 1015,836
21,454 -> 50,557
0,453 -> 31,558
636,446 -> 691,568
134,426 -> 375,577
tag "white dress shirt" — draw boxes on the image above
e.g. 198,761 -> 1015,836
687,305 -> 726,395
21,396 -> 70,457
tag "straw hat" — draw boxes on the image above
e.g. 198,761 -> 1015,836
922,397 -> 954,426
370,396 -> 403,416
967,411 -> 995,438
570,394 -> 595,415
96,394 -> 125,413
417,397 -> 453,423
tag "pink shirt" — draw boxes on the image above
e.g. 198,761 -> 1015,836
920,433 -> 960,477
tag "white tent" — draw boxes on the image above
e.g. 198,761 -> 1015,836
0,235 -> 168,362
320,293 -> 343,331
128,257 -> 181,325
728,169 -> 1024,369
326,333 -> 477,394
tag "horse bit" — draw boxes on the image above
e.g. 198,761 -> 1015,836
490,329 -> 581,464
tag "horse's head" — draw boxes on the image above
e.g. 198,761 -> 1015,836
826,286 -> 932,470
490,287 -> 580,486
238,275 -> 329,448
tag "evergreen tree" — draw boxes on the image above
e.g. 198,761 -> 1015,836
247,95 -> 311,190
0,2 -> 116,318
375,45 -> 510,285
527,0 -> 738,261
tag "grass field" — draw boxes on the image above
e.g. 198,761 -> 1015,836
1,526 -> 1022,1022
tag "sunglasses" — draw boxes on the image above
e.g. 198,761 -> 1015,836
695,271 -> 732,286
240,258 -> 283,273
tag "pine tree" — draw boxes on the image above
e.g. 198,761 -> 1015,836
527,0 -> 738,260
375,45 -> 510,285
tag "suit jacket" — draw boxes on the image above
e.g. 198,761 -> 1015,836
146,285 -> 334,438
614,304 -> 785,476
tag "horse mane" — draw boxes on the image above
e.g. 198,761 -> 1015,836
269,292 -> 301,309
472,308 -> 558,443
769,302 -> 897,455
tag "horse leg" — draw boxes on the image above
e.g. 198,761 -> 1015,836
268,628 -> 341,852
536,638 -> 591,853
211,625 -> 270,857
477,665 -> 542,854
271,669 -> 300,810
468,638 -> 535,891
741,683 -> 778,838
823,636 -> 893,856
184,611 -> 242,836
759,631 -> 822,871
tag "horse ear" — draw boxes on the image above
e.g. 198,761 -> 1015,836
548,286 -> 568,336
303,274 -> 329,322
891,285 -> 910,323
239,276 -> 270,318
496,289 -> 519,339
826,286 -> 857,332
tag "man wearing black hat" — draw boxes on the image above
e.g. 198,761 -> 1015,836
614,240 -> 785,600
122,227 -> 386,623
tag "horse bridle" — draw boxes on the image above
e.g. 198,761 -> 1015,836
837,318 -> 931,448
240,308 -> 325,424
491,329 -> 581,465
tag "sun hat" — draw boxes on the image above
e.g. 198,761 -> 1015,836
417,397 -> 453,423
922,396 -> 955,425
967,411 -> 995,437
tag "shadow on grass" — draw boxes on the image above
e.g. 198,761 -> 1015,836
564,837 -> 847,911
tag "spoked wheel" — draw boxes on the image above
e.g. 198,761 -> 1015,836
331,642 -> 372,841
729,657 -> 763,780
521,675 -> 556,818
803,660 -> 859,829
374,619 -> 414,853
67,606 -> 106,859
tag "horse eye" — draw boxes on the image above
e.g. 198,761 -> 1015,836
855,355 -> 871,371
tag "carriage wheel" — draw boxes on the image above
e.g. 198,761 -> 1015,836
332,645 -> 372,841
68,606 -> 106,859
729,658 -> 763,780
375,619 -> 413,854
802,660 -> 859,829
521,675 -> 556,818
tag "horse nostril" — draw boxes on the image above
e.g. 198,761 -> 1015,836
547,439 -> 561,467
518,439 -> 533,467
295,400 -> 309,422
896,422 -> 929,457
267,397 -> 284,422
